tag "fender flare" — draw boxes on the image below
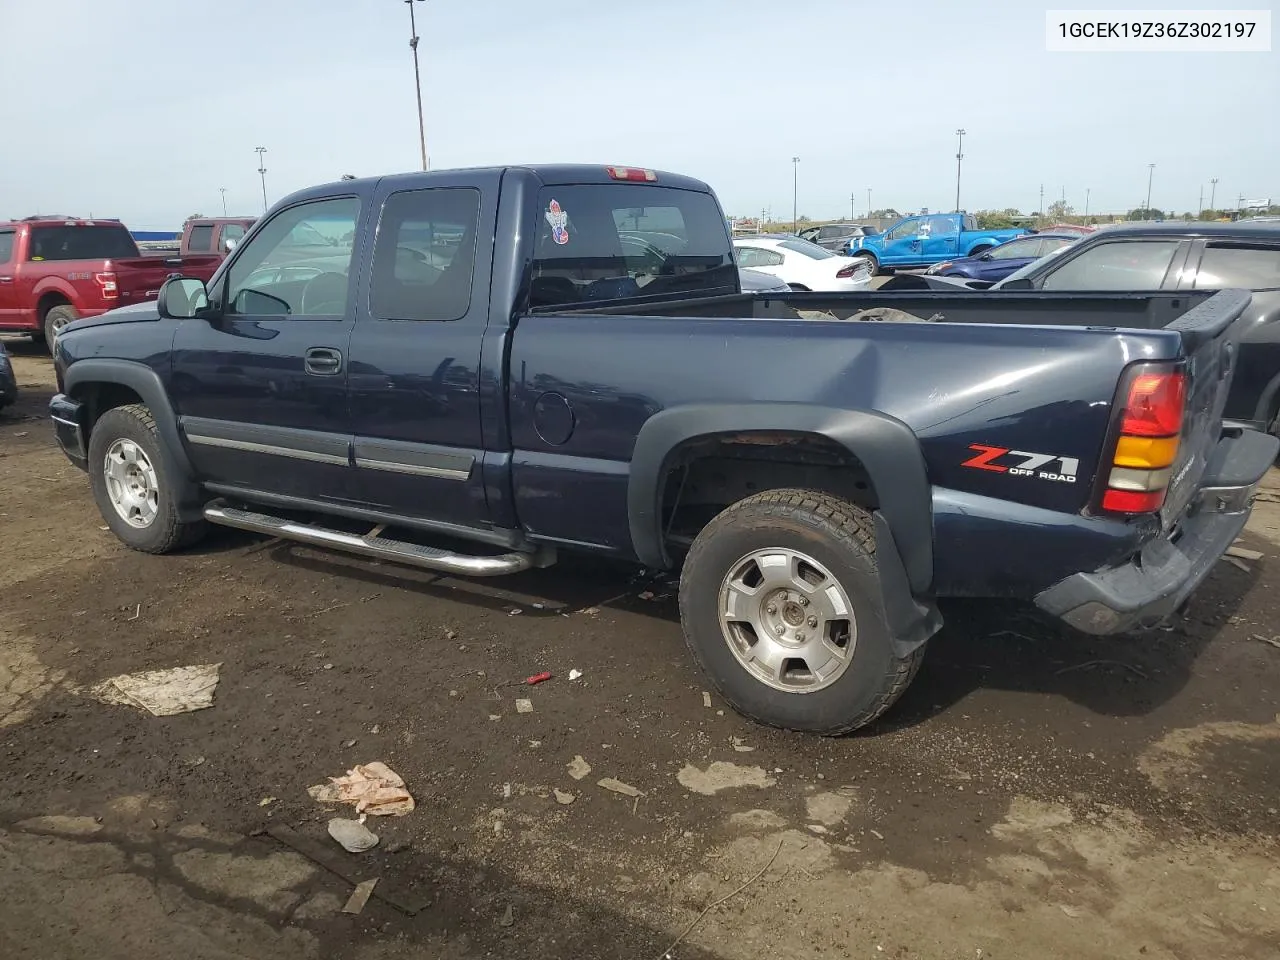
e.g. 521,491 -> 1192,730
626,403 -> 934,595
64,358 -> 203,517
962,240 -> 997,257
32,277 -> 80,313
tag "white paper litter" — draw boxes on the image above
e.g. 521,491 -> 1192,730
91,663 -> 222,716
308,761 -> 415,816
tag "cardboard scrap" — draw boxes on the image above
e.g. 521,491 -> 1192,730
91,663 -> 222,716
342,879 -> 379,915
597,777 -> 644,798
308,761 -> 415,816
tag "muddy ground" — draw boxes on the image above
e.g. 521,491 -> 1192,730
2,339 -> 1278,960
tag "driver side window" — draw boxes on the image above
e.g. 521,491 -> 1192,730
886,219 -> 918,241
224,198 -> 360,318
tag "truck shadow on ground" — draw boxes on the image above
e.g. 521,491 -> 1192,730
0,818 -> 727,960
259,533 -> 1258,733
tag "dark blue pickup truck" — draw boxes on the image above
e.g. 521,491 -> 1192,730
49,164 -> 1278,734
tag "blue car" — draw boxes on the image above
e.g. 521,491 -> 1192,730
926,233 -> 1079,282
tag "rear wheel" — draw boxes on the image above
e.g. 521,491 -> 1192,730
678,489 -> 925,735
852,253 -> 879,276
43,304 -> 79,350
88,404 -> 207,554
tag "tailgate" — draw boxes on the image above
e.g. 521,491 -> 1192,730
1159,288 -> 1252,527
111,258 -> 176,304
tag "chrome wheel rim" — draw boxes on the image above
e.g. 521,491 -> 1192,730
49,312 -> 72,338
103,439 -> 159,528
717,547 -> 857,694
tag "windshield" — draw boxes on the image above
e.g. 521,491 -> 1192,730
529,184 -> 737,307
993,241 -> 1074,287
778,238 -> 836,260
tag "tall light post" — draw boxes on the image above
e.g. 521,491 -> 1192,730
866,188 -> 872,217
954,128 -> 966,213
255,147 -> 268,213
219,187 -> 228,216
1145,163 -> 1155,214
405,0 -> 429,171
1084,188 -> 1091,219
791,157 -> 800,234
1209,177 -> 1219,211
850,192 -> 856,220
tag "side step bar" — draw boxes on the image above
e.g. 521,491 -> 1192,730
203,501 -> 551,577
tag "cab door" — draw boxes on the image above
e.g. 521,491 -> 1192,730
170,190 -> 372,503
0,229 -> 16,325
922,215 -> 961,260
879,217 -> 923,265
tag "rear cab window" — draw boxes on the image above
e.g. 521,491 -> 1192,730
1193,245 -> 1280,290
529,184 -> 736,307
186,224 -> 214,252
369,188 -> 481,321
0,230 -> 14,264
27,224 -> 138,261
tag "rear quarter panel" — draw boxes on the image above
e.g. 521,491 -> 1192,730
507,313 -> 1178,553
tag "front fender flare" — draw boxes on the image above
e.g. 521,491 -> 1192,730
627,403 -> 934,595
63,358 -> 203,518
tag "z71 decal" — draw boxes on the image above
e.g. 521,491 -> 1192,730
961,444 -> 1080,483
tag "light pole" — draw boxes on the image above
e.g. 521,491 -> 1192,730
255,147 -> 268,213
219,187 -> 228,216
791,157 -> 800,234
405,0 -> 429,171
1084,188 -> 1090,219
954,128 -> 965,213
1145,163 -> 1155,214
1209,177 -> 1218,211
1039,183 -> 1044,219
850,192 -> 856,220
866,188 -> 872,217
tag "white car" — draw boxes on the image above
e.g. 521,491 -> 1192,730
733,235 -> 873,292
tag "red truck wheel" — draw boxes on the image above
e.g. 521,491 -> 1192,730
678,488 -> 925,735
43,305 -> 79,349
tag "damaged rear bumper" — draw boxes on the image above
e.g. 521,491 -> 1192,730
1035,428 -> 1279,635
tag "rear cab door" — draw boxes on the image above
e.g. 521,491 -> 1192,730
922,215 -> 961,260
344,170 -> 502,536
0,228 -> 16,325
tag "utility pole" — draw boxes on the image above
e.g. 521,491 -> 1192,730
255,147 -> 268,213
1084,188 -> 1090,219
1198,184 -> 1204,216
866,188 -> 872,217
405,0 -> 429,171
1145,163 -> 1155,214
219,187 -> 228,216
954,128 -> 965,213
791,157 -> 800,234
850,192 -> 856,220
1039,184 -> 1044,218
1209,177 -> 1218,211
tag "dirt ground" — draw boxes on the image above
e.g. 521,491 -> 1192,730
2,339 -> 1279,960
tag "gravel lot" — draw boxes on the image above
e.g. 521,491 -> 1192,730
2,340 -> 1278,960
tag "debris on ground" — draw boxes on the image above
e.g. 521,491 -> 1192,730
269,826 -> 434,915
677,762 -> 776,796
568,669 -> 583,681
567,755 -> 592,780
498,903 -> 514,927
578,606 -> 600,615
91,663 -> 222,716
342,878 -> 379,915
525,671 -> 552,685
258,797 -> 277,807
515,698 -> 534,714
1250,634 -> 1280,650
307,761 -> 415,815
508,608 -> 523,616
730,737 -> 755,753
1223,556 -> 1253,573
328,817 -> 379,853
554,789 -> 576,806
638,591 -> 656,600
702,691 -> 713,708
1227,542 -> 1264,561
597,777 -> 644,798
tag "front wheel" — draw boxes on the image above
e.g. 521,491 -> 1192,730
678,489 -> 925,735
88,404 -> 207,554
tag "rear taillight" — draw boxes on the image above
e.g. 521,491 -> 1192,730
1099,365 -> 1186,514
95,271 -> 119,300
836,262 -> 869,279
605,166 -> 658,182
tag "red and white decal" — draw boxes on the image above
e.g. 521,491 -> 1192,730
961,444 -> 1080,483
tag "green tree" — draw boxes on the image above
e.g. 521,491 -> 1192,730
974,209 -> 1016,229
1126,207 -> 1165,221
1046,200 -> 1074,221
869,208 -> 901,220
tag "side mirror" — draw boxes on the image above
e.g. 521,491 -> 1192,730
999,278 -> 1035,291
223,238 -> 238,253
157,277 -> 210,319
978,253 -> 992,261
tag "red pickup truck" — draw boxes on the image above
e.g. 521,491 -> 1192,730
0,218 -> 225,348
178,217 -> 256,257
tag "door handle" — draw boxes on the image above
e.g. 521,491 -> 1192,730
304,347 -> 343,376
0,276 -> 13,283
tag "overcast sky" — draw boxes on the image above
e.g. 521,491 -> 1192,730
1,0 -> 1276,228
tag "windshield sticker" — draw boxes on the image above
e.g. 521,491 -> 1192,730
545,200 -> 569,245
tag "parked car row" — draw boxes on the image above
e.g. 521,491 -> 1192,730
733,235 -> 873,291
884,220 -> 1280,434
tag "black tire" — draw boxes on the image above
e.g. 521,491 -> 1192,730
678,489 -> 925,735
88,403 -> 207,554
852,253 -> 879,276
43,304 -> 79,350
